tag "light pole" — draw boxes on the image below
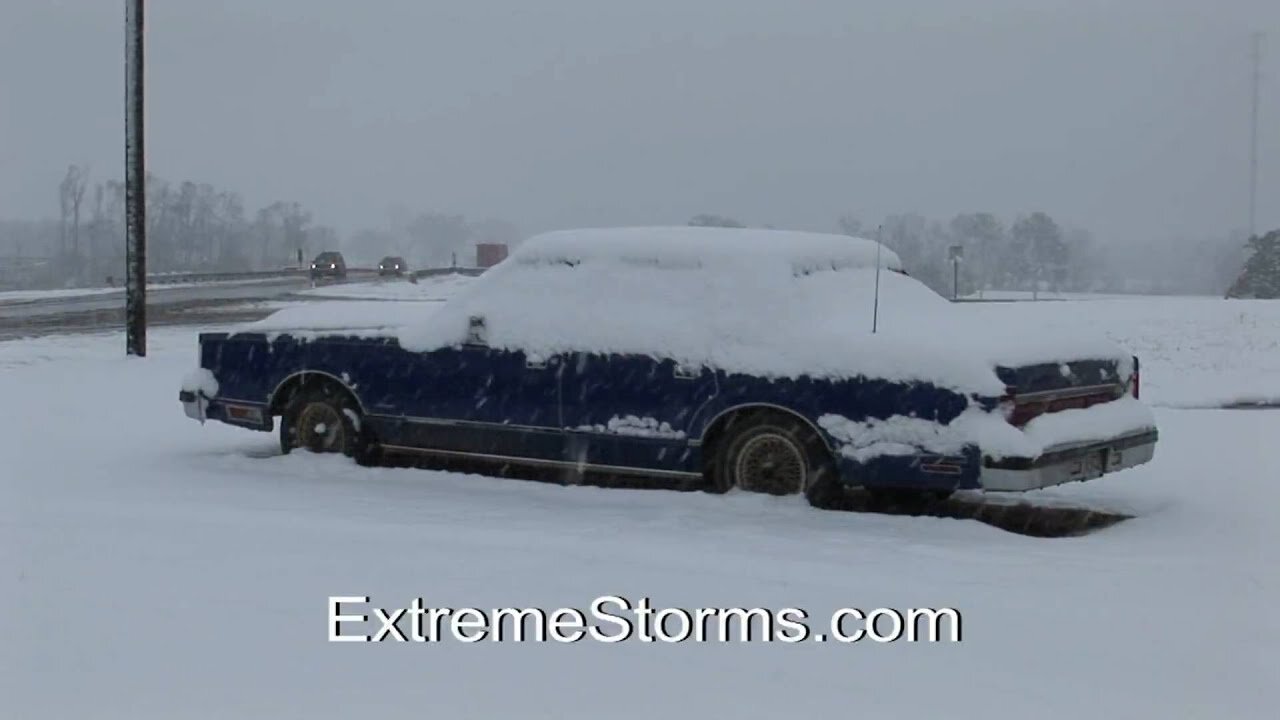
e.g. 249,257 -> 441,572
1249,32 -> 1263,239
125,0 -> 146,356
948,244 -> 963,301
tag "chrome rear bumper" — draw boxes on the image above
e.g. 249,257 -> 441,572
179,389 -> 209,423
980,429 -> 1157,492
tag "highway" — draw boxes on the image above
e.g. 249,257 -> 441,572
0,278 -> 315,340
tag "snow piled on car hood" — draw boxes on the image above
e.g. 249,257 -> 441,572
397,227 -> 1131,394
238,300 -> 442,338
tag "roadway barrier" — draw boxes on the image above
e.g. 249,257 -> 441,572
145,267 -> 387,285
4,265 -> 486,294
411,267 -> 487,280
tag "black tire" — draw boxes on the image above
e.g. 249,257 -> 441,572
279,383 -> 373,462
707,411 -> 840,508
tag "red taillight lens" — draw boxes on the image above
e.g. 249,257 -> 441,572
1009,401 -> 1045,427
1130,356 -> 1141,398
998,388 -> 1017,421
999,395 -> 1015,421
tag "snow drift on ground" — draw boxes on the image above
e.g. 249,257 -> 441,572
2,325 -> 1275,718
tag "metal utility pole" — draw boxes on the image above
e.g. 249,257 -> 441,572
125,0 -> 146,356
948,244 -> 963,301
872,225 -> 882,333
1249,32 -> 1263,239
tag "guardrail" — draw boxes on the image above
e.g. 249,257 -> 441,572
144,268 -> 308,285
144,267 -> 393,285
951,297 -> 1068,303
411,267 -> 487,280
3,265 -> 485,294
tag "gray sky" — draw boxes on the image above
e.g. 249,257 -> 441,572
2,0 -> 1277,244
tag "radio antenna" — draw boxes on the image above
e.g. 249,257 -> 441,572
872,225 -> 883,334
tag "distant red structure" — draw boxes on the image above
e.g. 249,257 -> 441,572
476,243 -> 509,268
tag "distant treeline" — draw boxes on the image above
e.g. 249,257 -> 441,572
0,165 -> 521,289
0,164 -> 1252,295
691,212 -> 1249,297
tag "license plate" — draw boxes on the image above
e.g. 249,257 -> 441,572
1083,449 -> 1107,478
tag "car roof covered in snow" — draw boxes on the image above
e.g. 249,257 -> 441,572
512,226 -> 904,273
395,226 -> 1026,392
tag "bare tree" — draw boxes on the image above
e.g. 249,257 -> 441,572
837,214 -> 864,237
58,165 -> 88,275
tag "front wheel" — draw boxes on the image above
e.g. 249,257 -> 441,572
708,412 -> 840,508
280,384 -> 365,459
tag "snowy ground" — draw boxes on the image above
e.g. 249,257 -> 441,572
952,296 -> 1280,407
3,298 -> 1277,718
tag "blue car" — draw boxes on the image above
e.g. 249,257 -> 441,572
181,227 -> 1157,506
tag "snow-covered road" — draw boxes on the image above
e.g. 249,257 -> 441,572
2,318 -> 1276,718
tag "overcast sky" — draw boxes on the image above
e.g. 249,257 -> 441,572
1,0 -> 1277,244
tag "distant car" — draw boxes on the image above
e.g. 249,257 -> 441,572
182,227 -> 1157,507
378,256 -> 407,277
310,251 -> 346,280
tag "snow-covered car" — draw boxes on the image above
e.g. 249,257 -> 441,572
378,256 -> 406,277
309,251 -> 347,280
180,227 -> 1157,505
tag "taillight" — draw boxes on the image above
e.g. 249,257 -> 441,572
1130,356 -> 1140,399
998,389 -> 1016,421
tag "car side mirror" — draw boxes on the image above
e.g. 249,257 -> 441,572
466,315 -> 488,346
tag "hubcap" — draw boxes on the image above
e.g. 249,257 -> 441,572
735,433 -> 806,495
295,402 -> 344,452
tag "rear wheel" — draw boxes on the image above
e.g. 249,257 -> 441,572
708,412 -> 839,508
280,384 -> 369,460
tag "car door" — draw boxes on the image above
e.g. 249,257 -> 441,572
559,352 -> 717,474
374,339 -> 565,463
